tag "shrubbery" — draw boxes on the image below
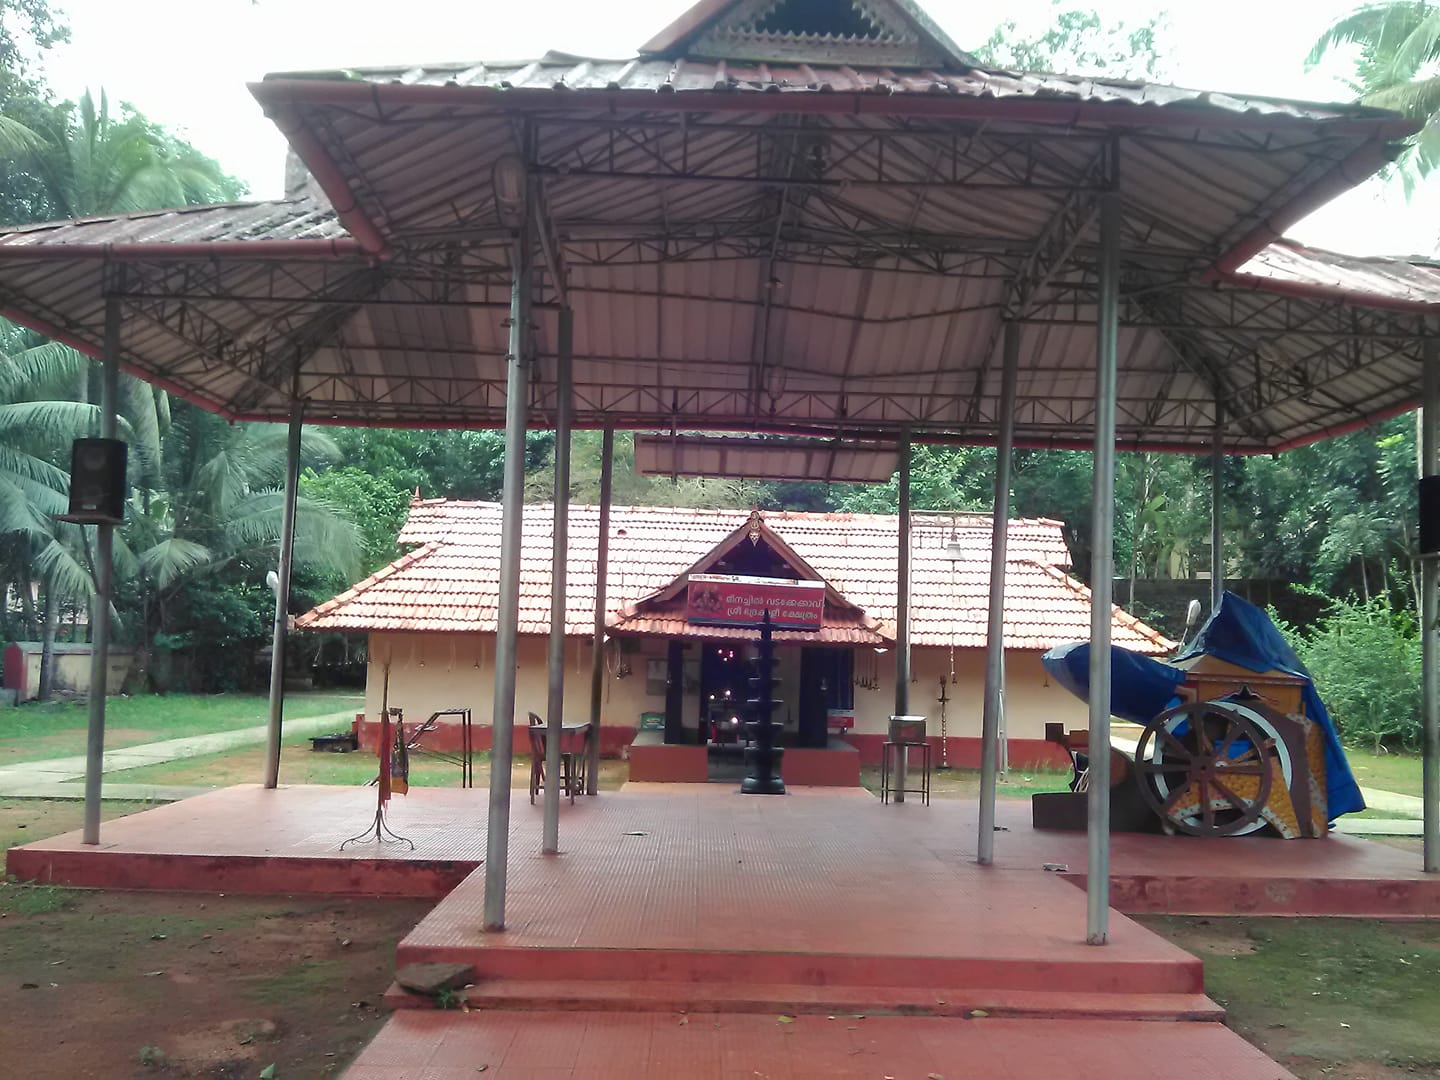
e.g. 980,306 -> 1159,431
1278,598 -> 1422,751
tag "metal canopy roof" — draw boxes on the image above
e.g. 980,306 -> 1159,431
0,0 -> 1428,452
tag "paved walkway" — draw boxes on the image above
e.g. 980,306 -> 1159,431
0,711 -> 356,801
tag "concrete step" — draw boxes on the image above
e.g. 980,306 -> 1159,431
382,977 -> 1224,1022
393,942 -> 1203,997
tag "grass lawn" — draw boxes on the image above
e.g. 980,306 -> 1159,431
858,763 -> 1072,800
98,732 -> 631,791
0,691 -> 362,767
1343,746 -> 1424,798
1143,916 -> 1440,1078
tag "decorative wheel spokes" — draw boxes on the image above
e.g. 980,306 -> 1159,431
1135,700 -> 1276,838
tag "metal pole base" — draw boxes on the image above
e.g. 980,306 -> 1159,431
339,805 -> 414,851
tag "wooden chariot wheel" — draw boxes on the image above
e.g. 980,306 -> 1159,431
1134,699 -> 1282,838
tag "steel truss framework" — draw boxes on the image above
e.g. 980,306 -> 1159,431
0,224 -> 1428,449
0,76 -> 1425,452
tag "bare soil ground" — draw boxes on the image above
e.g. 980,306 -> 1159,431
0,885 -> 430,1078
2,800 -> 433,1078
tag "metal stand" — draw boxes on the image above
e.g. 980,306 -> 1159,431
339,801 -> 415,851
341,711 -> 413,851
402,708 -> 475,787
881,741 -> 931,805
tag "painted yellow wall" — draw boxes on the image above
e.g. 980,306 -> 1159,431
10,648 -> 131,702
854,646 -> 1090,740
363,633 -> 1088,741
366,632 -> 683,729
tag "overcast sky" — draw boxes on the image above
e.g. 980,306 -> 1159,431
35,0 -> 1440,256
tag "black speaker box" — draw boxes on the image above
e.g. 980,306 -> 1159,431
1422,476 -> 1440,556
62,438 -> 127,525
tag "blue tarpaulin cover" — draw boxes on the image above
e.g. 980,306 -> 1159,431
1041,642 -> 1186,726
1040,592 -> 1363,819
1176,592 -> 1363,818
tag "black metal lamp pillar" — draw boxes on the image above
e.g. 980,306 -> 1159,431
742,612 -> 786,795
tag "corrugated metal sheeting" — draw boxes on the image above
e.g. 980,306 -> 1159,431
632,434 -> 898,483
1233,239 -> 1440,310
0,0 -> 1428,453
299,53 -> 1377,122
297,500 -> 1173,655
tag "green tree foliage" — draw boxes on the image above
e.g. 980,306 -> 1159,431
301,465 -> 413,575
1232,416 -> 1416,603
832,445 -> 995,513
1286,596 -> 1422,750
36,90 -> 245,219
0,0 -> 67,74
330,426 -> 523,500
119,402 -> 360,691
0,0 -> 68,235
975,0 -> 1170,79
1309,2 -> 1440,184
533,430 -> 773,509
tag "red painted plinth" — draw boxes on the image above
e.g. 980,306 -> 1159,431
8,849 -> 471,898
628,743 -> 708,782
844,734 -> 1071,770
5,785 -> 484,898
782,745 -> 860,786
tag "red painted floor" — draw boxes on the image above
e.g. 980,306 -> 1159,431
397,784 -> 1200,1002
344,1010 -> 1292,1079
8,782 -> 1437,916
980,800 -> 1440,917
6,782 -> 1363,1077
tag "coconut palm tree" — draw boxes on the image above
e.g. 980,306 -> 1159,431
1309,2 -> 1440,182
120,403 -> 360,691
0,89 -> 241,694
39,89 -> 235,218
0,113 -> 44,161
2,327 -> 103,695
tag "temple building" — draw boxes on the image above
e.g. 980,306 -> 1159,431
298,498 -> 1172,783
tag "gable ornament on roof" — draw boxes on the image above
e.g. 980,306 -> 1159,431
640,0 -> 976,70
747,508 -> 764,546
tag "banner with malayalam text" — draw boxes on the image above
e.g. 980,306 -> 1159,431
686,573 -> 824,631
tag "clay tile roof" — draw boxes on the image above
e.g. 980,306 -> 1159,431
296,500 -> 1174,654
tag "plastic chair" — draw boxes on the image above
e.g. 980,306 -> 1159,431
527,712 -> 578,804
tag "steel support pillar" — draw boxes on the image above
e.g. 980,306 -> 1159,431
1424,336 -> 1440,873
1211,404 -> 1224,611
587,424 -> 614,795
894,429 -> 912,802
263,399 -> 304,789
483,217 -> 532,932
81,297 -> 121,845
1086,189 -> 1122,944
542,309 -> 573,854
979,322 -> 1020,864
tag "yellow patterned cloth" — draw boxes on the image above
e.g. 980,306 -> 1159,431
1167,752 -> 1302,839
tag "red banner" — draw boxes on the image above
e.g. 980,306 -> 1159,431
686,573 -> 825,631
